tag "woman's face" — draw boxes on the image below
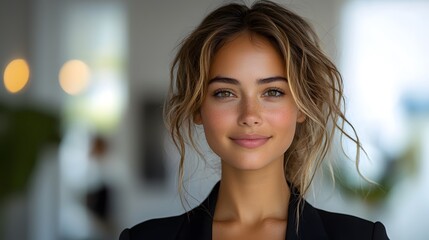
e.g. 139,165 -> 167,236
195,32 -> 305,171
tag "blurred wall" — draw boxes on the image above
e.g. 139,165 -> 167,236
0,0 -> 30,103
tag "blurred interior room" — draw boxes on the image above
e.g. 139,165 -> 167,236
1,0 -> 428,239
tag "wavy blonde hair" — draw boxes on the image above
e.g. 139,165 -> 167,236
164,0 -> 361,207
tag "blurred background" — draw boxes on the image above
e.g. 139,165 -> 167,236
0,0 -> 428,239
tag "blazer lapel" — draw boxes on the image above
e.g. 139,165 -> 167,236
286,189 -> 329,240
176,182 -> 219,239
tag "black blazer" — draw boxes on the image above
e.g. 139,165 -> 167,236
120,182 -> 389,239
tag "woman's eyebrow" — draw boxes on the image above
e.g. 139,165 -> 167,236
208,77 -> 239,85
208,76 -> 287,85
257,76 -> 288,84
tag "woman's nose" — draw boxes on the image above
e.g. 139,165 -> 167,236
237,98 -> 262,127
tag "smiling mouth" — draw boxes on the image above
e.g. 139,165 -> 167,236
230,135 -> 271,149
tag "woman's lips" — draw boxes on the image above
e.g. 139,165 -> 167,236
230,135 -> 271,149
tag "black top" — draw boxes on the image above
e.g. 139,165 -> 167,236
119,182 -> 389,239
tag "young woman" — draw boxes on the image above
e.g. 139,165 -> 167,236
120,1 -> 389,239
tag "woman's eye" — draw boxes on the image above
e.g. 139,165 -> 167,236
214,90 -> 234,98
263,89 -> 284,97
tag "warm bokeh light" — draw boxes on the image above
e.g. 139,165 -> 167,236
3,59 -> 30,93
59,60 -> 90,95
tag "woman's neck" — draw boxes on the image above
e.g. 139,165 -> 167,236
214,159 -> 290,225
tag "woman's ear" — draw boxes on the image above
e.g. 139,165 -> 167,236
193,111 -> 203,125
297,110 -> 306,123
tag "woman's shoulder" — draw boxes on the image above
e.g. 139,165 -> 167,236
119,184 -> 219,240
314,208 -> 389,239
119,213 -> 187,240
